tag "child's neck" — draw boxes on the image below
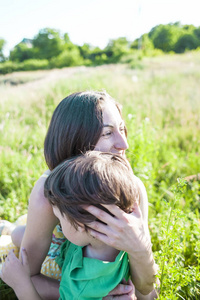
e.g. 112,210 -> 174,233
83,241 -> 119,262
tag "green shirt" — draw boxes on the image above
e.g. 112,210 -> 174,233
56,240 -> 130,300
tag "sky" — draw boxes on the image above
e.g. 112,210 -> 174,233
1,0 -> 200,56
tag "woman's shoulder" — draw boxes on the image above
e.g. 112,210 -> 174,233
26,170 -> 58,239
29,170 -> 51,209
40,169 -> 51,178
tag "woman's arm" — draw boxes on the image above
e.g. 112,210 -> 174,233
21,175 -> 58,274
126,177 -> 158,295
20,175 -> 60,299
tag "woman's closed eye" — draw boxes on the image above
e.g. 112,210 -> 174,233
102,130 -> 112,137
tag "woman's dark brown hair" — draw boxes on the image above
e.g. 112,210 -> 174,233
44,91 -> 127,170
44,151 -> 139,230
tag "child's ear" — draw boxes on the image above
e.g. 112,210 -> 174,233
78,224 -> 86,232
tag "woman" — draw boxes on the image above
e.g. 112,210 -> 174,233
11,91 -> 158,299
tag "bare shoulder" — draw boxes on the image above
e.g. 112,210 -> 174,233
24,170 -> 58,243
29,171 -> 51,210
27,171 -> 58,230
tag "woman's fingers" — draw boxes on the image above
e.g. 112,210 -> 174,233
84,205 -> 120,226
87,227 -> 113,245
84,203 -> 147,252
6,249 -> 16,262
100,204 -> 129,220
86,220 -> 110,235
85,202 -> 142,225
101,202 -> 142,219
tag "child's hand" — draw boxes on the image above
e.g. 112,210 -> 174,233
103,279 -> 137,299
0,248 -> 31,291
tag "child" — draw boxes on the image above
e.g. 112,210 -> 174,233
1,151 -> 140,300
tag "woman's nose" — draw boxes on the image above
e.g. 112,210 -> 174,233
115,133 -> 129,150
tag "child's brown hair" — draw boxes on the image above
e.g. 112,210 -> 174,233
44,151 -> 139,229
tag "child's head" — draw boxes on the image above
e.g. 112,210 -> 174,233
44,151 -> 139,232
44,91 -> 127,170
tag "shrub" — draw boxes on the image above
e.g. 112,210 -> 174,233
50,49 -> 84,68
174,34 -> 200,53
22,59 -> 49,71
0,61 -> 19,74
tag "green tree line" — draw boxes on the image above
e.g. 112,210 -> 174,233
0,22 -> 200,74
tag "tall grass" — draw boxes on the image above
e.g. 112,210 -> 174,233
0,52 -> 200,299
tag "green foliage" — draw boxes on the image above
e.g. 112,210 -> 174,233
149,24 -> 182,52
105,37 -> 131,63
194,27 -> 200,39
0,279 -> 16,300
21,59 -> 49,71
1,23 -> 200,74
78,45 -> 108,66
131,34 -> 154,52
174,33 -> 200,53
32,28 -> 64,60
148,22 -> 200,53
0,59 -> 49,74
153,209 -> 200,299
0,61 -> 19,74
125,115 -> 200,299
0,38 -> 6,62
9,43 -> 37,62
0,55 -> 200,298
50,48 -> 84,68
78,43 -> 93,60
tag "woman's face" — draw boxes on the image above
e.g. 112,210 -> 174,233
94,101 -> 128,156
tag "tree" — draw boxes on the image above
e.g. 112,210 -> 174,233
149,24 -> 182,52
9,43 -> 36,62
174,33 -> 199,53
131,34 -> 154,51
50,47 -> 84,68
105,37 -> 130,63
182,24 -> 196,32
33,28 -> 64,60
79,43 -> 93,59
194,26 -> 200,39
0,39 -> 6,62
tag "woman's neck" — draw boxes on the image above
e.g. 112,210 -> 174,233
83,240 -> 119,262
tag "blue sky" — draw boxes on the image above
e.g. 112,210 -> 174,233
1,0 -> 200,55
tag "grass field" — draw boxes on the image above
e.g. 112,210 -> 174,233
0,51 -> 200,299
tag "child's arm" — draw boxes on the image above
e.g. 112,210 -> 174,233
0,249 -> 42,300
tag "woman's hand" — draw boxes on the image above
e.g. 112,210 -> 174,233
1,249 -> 42,300
84,203 -> 157,295
103,279 -> 137,300
0,249 -> 31,291
84,202 -> 151,253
